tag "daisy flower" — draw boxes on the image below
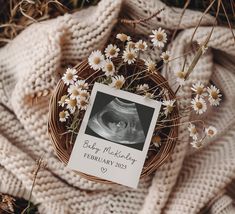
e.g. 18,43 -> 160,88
135,40 -> 148,51
68,85 -> 81,100
79,90 -> 90,100
191,82 -> 206,97
150,28 -> 167,48
188,123 -> 198,140
205,126 -> 217,137
136,84 -> 149,92
65,98 -> 78,114
144,92 -> 154,99
162,99 -> 175,116
58,95 -> 68,107
191,140 -> 203,149
126,41 -> 136,51
144,59 -> 156,73
175,70 -> 187,85
116,33 -> 131,42
191,95 -> 207,114
75,80 -> 89,90
62,68 -> 78,86
102,59 -> 115,76
59,110 -> 69,122
122,49 -> 137,64
152,135 -> 161,148
160,51 -> 170,63
207,85 -> 222,106
105,44 -> 120,58
109,75 -> 125,89
78,98 -> 89,110
88,50 -> 105,70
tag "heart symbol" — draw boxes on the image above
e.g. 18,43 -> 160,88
101,167 -> 107,173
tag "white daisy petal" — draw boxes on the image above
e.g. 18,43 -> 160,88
191,95 -> 207,114
75,80 -> 89,90
149,28 -> 167,48
68,85 -> 81,100
102,59 -> 116,76
109,75 -> 125,89
88,50 -> 105,71
65,98 -> 78,114
207,85 -> 222,106
160,51 -> 170,63
116,33 -> 131,42
188,123 -> 198,140
62,68 -> 78,86
162,99 -> 175,116
59,110 -> 69,122
105,44 -> 120,58
144,59 -> 156,73
122,49 -> 137,64
135,40 -> 148,51
136,84 -> 149,92
205,126 -> 217,137
191,82 -> 206,97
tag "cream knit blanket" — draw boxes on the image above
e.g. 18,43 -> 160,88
0,0 -> 235,213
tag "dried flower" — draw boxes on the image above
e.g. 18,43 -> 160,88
191,140 -> 203,149
188,123 -> 198,140
135,40 -> 148,51
65,98 -> 78,113
207,85 -> 222,106
62,68 -> 78,86
79,90 -> 90,100
160,51 -> 170,63
175,70 -> 187,85
152,135 -> 161,148
191,95 -> 207,114
116,33 -> 131,42
102,59 -> 115,76
191,82 -> 206,97
136,84 -> 149,92
59,110 -> 69,122
75,80 -> 89,90
144,59 -> 156,73
88,50 -> 105,70
162,99 -> 175,116
78,99 -> 89,110
109,75 -> 125,89
126,41 -> 136,51
201,45 -> 208,54
58,95 -> 68,107
205,126 -> 217,137
68,85 -> 81,100
122,49 -> 137,64
150,28 -> 167,48
144,92 -> 154,99
105,44 -> 120,58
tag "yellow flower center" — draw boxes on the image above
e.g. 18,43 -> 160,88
167,105 -> 173,113
80,92 -> 88,99
115,80 -> 123,89
208,129 -> 214,135
156,33 -> 163,41
120,34 -> 128,42
163,55 -> 169,61
109,48 -> 116,56
106,63 -> 113,72
60,95 -> 67,103
138,43 -> 145,50
59,111 -> 66,118
191,127 -> 197,134
69,99 -> 77,107
211,91 -> 218,99
148,63 -> 155,72
196,87 -> 203,95
176,71 -> 186,79
152,135 -> 161,143
80,99 -> 87,106
196,102 -> 203,109
72,89 -> 79,96
127,52 -> 134,60
66,72 -> 73,80
93,57 -> 101,65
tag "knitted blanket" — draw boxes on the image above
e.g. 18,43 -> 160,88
0,0 -> 235,213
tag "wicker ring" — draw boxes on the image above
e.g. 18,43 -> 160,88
48,58 -> 179,184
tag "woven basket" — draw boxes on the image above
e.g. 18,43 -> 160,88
48,58 -> 179,184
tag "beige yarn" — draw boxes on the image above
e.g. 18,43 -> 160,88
0,0 -> 235,213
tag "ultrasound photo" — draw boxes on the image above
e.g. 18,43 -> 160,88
85,91 -> 155,150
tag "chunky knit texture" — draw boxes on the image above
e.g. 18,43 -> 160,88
0,0 -> 235,213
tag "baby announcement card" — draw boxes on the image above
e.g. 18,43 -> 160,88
68,82 -> 161,188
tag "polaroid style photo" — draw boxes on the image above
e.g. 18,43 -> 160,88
67,82 -> 162,188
